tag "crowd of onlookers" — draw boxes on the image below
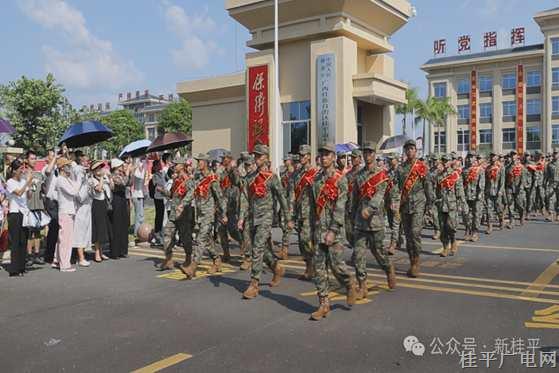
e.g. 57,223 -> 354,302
1,147 -> 157,277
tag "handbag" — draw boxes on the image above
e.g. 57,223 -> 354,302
104,189 -> 113,212
22,210 -> 51,230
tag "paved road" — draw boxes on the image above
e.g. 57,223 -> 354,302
1,218 -> 559,372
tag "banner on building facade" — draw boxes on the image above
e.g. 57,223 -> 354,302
248,65 -> 270,152
316,53 -> 336,145
470,70 -> 477,151
516,64 -> 524,154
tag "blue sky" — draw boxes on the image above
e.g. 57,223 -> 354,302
0,0 -> 557,111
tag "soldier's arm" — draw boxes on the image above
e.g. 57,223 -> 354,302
271,175 -> 290,223
390,179 -> 401,209
211,180 -> 226,220
238,180 -> 248,223
424,173 -> 433,206
287,175 -> 296,221
478,170 -> 485,199
350,175 -> 360,221
181,179 -> 195,207
456,176 -> 466,202
330,177 -> 348,235
370,178 -> 387,210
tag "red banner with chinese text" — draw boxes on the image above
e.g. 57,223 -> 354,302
470,70 -> 477,151
516,65 -> 524,155
248,65 -> 270,152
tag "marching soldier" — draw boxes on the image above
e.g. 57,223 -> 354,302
385,153 -> 401,255
290,144 -> 318,281
427,156 -> 441,240
310,143 -> 358,321
352,142 -> 397,300
345,149 -> 363,246
505,151 -> 528,228
395,140 -> 431,278
485,152 -> 506,233
238,144 -> 292,300
544,148 -> 559,222
239,154 -> 256,270
180,153 -> 227,280
159,158 -> 195,271
526,150 -> 546,218
218,151 -> 244,263
462,152 -> 485,242
278,156 -> 295,260
436,155 -> 465,257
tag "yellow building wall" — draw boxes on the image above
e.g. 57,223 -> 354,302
279,40 -> 311,103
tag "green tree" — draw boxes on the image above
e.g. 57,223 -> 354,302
100,110 -> 144,157
416,97 -> 437,155
0,74 -> 71,153
158,98 -> 192,134
430,97 -> 456,154
396,87 -> 420,137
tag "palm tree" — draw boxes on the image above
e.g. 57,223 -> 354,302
430,98 -> 456,154
416,97 -> 437,155
396,87 -> 420,137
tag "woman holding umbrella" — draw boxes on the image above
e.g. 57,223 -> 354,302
109,159 -> 131,259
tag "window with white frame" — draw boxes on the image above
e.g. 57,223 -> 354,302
457,79 -> 470,94
502,128 -> 516,150
526,71 -> 541,87
479,103 -> 492,120
552,125 -> 559,145
434,82 -> 447,98
479,75 -> 493,92
553,68 -> 559,89
479,129 -> 492,145
434,131 -> 446,153
553,38 -> 559,56
553,96 -> 559,115
502,73 -> 516,90
502,101 -> 516,118
457,129 -> 470,152
526,127 -> 541,150
527,99 -> 541,115
458,104 -> 470,120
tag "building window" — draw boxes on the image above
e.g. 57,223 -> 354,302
457,129 -> 470,152
552,125 -> 559,145
502,128 -> 516,150
527,99 -> 541,115
552,38 -> 559,56
526,127 -> 541,150
502,101 -> 516,119
458,104 -> 470,122
479,129 -> 493,154
434,131 -> 446,153
282,101 -> 311,155
282,101 -> 311,121
479,75 -> 493,92
479,103 -> 492,121
526,71 -> 541,87
501,73 -> 516,90
553,68 -> 559,90
457,79 -> 470,95
433,82 -> 447,98
553,97 -> 559,115
147,128 -> 156,141
148,113 -> 155,123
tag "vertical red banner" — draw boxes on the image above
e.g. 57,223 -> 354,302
470,70 -> 477,151
248,65 -> 270,152
516,64 -> 524,154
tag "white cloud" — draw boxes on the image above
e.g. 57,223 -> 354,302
18,0 -> 142,90
162,0 -> 223,71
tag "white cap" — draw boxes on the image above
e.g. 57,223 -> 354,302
111,158 -> 124,169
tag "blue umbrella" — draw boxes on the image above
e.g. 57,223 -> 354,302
59,120 -> 113,148
0,118 -> 15,134
119,139 -> 152,158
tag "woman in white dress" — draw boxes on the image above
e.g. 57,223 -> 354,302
71,156 -> 92,267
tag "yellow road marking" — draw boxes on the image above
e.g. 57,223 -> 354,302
534,305 -> 559,316
131,353 -> 192,373
430,240 -> 464,255
422,241 -> 559,254
129,248 -> 237,269
524,322 -> 559,329
520,259 -> 559,298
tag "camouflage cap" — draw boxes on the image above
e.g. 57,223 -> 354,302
362,141 -> 376,152
252,144 -> 269,156
524,150 -> 531,156
350,149 -> 362,158
534,150 -> 542,156
298,144 -> 312,155
553,148 -> 559,154
283,154 -> 292,162
172,157 -> 187,165
240,151 -> 250,160
441,154 -> 451,162
243,155 -> 255,165
450,151 -> 458,160
318,143 -> 336,153
194,153 -> 209,161
292,154 -> 301,162
509,150 -> 517,156
403,139 -> 416,149
466,151 -> 477,158
221,150 -> 232,159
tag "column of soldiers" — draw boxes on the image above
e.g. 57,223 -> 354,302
156,142 -> 559,320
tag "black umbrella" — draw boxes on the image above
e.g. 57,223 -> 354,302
59,120 -> 113,148
147,132 -> 192,153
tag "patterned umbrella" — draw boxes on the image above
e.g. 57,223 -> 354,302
147,132 -> 192,153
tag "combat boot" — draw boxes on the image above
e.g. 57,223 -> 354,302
158,253 -> 174,271
222,247 -> 231,263
432,231 -> 440,240
310,296 -> 330,321
207,257 -> 222,274
440,244 -> 450,258
180,262 -> 198,280
242,279 -> 259,299
499,218 -> 505,230
387,241 -> 397,256
240,257 -> 251,271
356,279 -> 368,300
270,262 -> 285,287
298,260 -> 312,281
346,280 -> 358,305
487,223 -> 493,235
520,215 -> 526,226
386,264 -> 397,290
471,232 -> 479,242
407,256 -> 420,278
277,245 -> 289,260
463,229 -> 471,242
450,241 -> 458,256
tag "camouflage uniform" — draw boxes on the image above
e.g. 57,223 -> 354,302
427,165 -> 441,237
344,150 -> 362,246
385,157 -> 401,250
485,158 -> 506,229
505,159 -> 528,225
279,164 -> 294,258
526,152 -> 545,215
462,155 -> 485,239
545,151 -> 559,218
395,140 -> 431,277
239,155 -> 255,268
351,145 -> 397,293
217,157 -> 244,261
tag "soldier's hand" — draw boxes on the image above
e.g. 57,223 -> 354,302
324,231 -> 335,246
237,219 -> 244,231
175,205 -> 184,216
287,220 -> 294,230
222,216 -> 228,225
361,208 -> 371,220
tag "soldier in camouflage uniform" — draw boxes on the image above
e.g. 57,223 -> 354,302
239,154 -> 256,270
427,156 -> 441,240
523,152 -> 534,216
435,155 -> 465,257
310,143 -> 358,321
485,152 -> 506,233
159,158 -> 196,272
289,144 -> 318,281
395,140 -> 431,278
238,144 -> 292,300
544,148 -> 559,222
526,150 -> 546,218
345,149 -> 363,246
505,151 -> 528,228
181,153 -> 227,280
462,152 -> 485,242
217,151 -> 244,263
385,153 -> 401,255
278,156 -> 295,260
351,142 -> 397,300
451,154 -> 470,239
